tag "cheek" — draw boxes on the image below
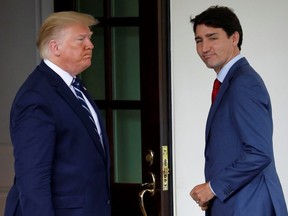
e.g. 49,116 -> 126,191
196,46 -> 202,55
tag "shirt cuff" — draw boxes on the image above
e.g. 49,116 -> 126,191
209,181 -> 217,196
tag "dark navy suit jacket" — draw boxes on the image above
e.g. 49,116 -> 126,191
205,58 -> 287,216
5,61 -> 111,216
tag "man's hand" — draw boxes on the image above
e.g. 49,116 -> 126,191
190,182 -> 215,211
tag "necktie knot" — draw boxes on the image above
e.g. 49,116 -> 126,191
72,78 -> 82,90
212,79 -> 221,104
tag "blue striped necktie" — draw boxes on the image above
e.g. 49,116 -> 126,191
71,78 -> 99,134
72,78 -> 105,153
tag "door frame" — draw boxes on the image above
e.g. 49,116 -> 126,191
139,0 -> 173,215
54,0 -> 173,215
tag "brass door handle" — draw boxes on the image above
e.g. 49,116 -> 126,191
138,172 -> 156,216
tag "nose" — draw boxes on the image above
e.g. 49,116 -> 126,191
87,38 -> 94,49
201,41 -> 210,53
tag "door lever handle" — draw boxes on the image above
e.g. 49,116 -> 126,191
139,172 -> 156,216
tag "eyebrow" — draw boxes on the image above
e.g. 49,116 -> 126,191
195,33 -> 218,40
79,31 -> 93,37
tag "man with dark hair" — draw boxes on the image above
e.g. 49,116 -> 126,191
189,6 -> 287,216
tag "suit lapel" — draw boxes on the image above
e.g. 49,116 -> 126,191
38,61 -> 107,160
81,87 -> 110,159
205,81 -> 229,141
205,58 -> 248,142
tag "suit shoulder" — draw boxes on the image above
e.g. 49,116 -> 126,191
230,60 -> 266,88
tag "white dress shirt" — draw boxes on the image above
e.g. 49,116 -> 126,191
43,59 -> 103,142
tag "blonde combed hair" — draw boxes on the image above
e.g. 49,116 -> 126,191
36,11 -> 98,59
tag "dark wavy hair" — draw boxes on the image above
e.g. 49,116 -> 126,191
190,6 -> 243,50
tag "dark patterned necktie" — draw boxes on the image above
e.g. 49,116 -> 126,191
71,78 -> 105,153
212,79 -> 221,104
72,78 -> 98,133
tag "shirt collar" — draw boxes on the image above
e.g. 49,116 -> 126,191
43,59 -> 75,86
217,54 -> 243,83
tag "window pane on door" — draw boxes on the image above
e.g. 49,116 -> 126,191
112,27 -> 140,100
111,0 -> 139,17
76,0 -> 104,17
113,110 -> 142,183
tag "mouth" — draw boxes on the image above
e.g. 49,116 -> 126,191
202,53 -> 214,60
84,53 -> 92,59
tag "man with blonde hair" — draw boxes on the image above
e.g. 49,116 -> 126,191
5,11 -> 111,216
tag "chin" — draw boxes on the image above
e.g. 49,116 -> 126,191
83,60 -> 92,68
205,64 -> 214,69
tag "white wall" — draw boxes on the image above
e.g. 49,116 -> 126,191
171,0 -> 288,215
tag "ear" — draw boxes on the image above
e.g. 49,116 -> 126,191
232,31 -> 240,47
48,40 -> 61,57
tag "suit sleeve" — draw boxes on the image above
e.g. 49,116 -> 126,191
210,76 -> 273,202
10,90 -> 56,215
